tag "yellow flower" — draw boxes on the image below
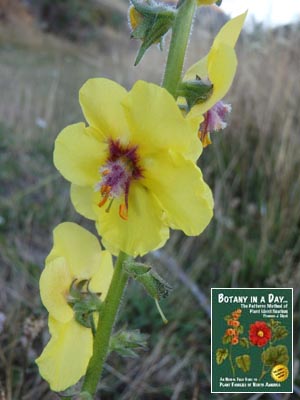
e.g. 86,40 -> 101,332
54,79 -> 213,257
184,12 -> 247,118
182,12 -> 247,145
36,222 -> 113,392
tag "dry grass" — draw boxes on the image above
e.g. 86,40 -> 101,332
0,5 -> 300,400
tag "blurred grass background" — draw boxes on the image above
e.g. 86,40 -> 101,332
0,0 -> 300,399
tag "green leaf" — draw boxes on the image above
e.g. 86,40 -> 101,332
222,334 -> 231,345
239,337 -> 250,348
236,355 -> 251,372
109,329 -> 149,358
236,325 -> 244,335
270,320 -> 289,342
216,348 -> 228,365
261,345 -> 289,367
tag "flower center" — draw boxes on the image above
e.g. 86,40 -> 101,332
95,139 -> 143,220
257,330 -> 264,338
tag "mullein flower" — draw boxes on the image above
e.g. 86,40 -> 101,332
53,79 -> 213,257
36,223 -> 113,391
183,12 -> 247,146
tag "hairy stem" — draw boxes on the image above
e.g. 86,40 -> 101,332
81,251 -> 130,396
162,0 -> 196,96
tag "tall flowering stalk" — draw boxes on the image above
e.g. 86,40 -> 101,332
36,0 -> 246,398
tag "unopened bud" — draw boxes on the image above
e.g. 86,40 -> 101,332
129,0 -> 176,65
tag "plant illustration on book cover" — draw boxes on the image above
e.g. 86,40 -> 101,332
216,310 -> 289,381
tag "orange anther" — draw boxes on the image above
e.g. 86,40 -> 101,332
98,196 -> 109,208
119,204 -> 128,221
101,185 -> 111,195
102,169 -> 110,176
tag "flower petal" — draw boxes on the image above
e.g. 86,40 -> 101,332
184,12 -> 246,81
94,182 -> 169,257
40,257 -> 73,323
122,80 -> 202,161
47,222 -> 102,279
144,151 -> 213,235
79,78 -> 130,143
213,11 -> 247,48
70,184 -> 97,220
183,55 -> 208,81
54,122 -> 107,186
36,317 -> 93,392
188,43 -> 237,117
183,13 -> 246,118
89,250 -> 114,299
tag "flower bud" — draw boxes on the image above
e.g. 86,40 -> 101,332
129,0 -> 176,65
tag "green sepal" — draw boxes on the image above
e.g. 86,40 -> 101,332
176,77 -> 213,110
109,329 -> 149,358
131,0 -> 176,21
67,279 -> 103,332
130,0 -> 176,65
68,279 -> 89,301
124,261 -> 172,300
216,0 -> 222,6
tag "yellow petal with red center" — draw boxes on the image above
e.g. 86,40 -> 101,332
94,182 -> 169,257
188,43 -> 237,118
54,122 -> 107,186
40,257 -> 73,323
79,78 -> 131,143
89,250 -> 114,299
144,151 -> 213,236
47,222 -> 102,280
36,317 -> 93,392
122,80 -> 201,162
70,184 -> 97,220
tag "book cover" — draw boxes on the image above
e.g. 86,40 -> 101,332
211,288 -> 293,393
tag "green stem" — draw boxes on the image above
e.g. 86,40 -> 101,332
81,251 -> 131,396
162,0 -> 196,96
228,344 -> 235,377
